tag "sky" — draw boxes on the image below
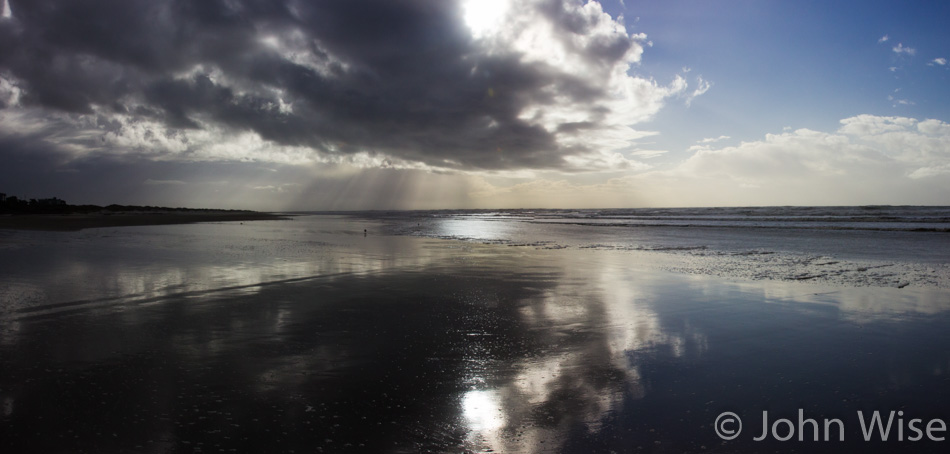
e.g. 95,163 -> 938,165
0,0 -> 949,210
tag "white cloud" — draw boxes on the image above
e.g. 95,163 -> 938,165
107,113 -> 950,210
467,115 -> 950,208
562,150 -> 652,172
918,118 -> 950,136
892,43 -> 916,56
468,175 -> 649,208
635,114 -> 950,205
878,35 -> 889,43
250,183 -> 299,193
0,104 -> 400,168
931,58 -> 947,66
838,114 -> 916,135
629,149 -> 668,158
685,76 -> 711,106
887,95 -> 915,107
0,74 -> 22,107
699,135 -> 730,144
478,0 -> 693,169
907,165 -> 950,179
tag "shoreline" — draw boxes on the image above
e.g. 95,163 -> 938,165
2,221 -> 949,453
0,211 -> 290,231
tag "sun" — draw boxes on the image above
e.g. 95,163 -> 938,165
462,0 -> 510,39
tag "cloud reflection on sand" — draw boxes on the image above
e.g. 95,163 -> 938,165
713,278 -> 950,322
2,216 -> 950,453
1,218 -> 454,320
453,252 -> 710,453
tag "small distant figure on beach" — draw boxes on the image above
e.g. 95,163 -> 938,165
364,229 -> 367,237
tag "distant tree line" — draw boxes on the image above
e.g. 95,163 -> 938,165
0,193 -> 71,214
0,192 -> 251,214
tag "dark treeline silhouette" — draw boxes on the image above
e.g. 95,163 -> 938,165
0,192 -> 252,214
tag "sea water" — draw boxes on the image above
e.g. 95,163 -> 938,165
355,206 -> 950,288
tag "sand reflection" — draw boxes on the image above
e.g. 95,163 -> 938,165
2,218 -> 950,453
0,217 -> 458,320
454,251 -> 709,453
716,278 -> 950,321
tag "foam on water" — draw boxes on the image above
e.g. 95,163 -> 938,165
352,206 -> 950,289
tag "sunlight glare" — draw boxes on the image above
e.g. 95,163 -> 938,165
462,0 -> 509,39
462,389 -> 505,432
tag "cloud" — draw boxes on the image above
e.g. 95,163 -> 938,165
628,149 -> 668,158
250,183 -> 299,193
464,114 -> 950,208
837,114 -> 917,135
685,76 -> 710,106
892,43 -> 916,56
698,135 -> 730,144
632,114 -> 950,205
887,95 -> 915,107
931,58 -> 947,66
144,179 -> 186,185
467,174 -> 649,208
465,114 -> 950,208
0,0 -> 693,175
4,111 -> 949,209
878,35 -> 889,43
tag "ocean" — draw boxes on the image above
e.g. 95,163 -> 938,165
1,208 -> 949,453
360,205 -> 950,288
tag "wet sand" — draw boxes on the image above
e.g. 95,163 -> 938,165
0,211 -> 288,231
2,218 -> 950,453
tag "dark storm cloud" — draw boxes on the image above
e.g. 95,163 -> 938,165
0,0 -> 658,171
0,134 -> 309,209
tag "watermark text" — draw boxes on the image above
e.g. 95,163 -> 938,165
714,410 -> 947,442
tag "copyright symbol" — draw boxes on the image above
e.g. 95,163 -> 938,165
715,412 -> 742,440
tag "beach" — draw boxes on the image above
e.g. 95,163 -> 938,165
4,0 -> 950,452
2,213 -> 950,453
